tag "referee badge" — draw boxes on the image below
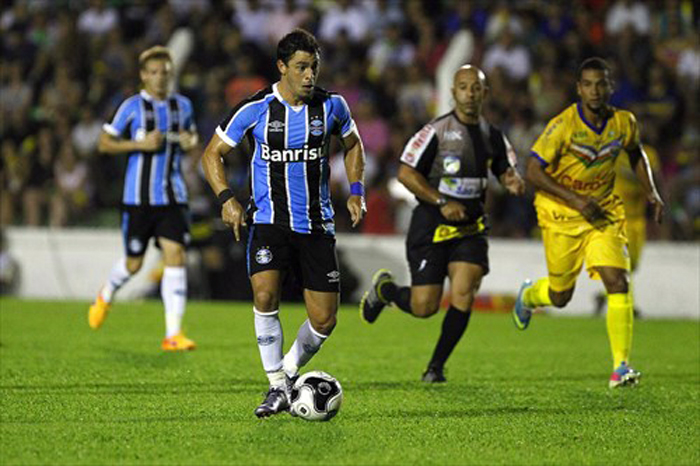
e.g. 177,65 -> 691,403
256,247 -> 273,265
443,155 -> 461,174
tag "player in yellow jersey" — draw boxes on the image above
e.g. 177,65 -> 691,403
594,142 -> 661,317
512,58 -> 664,388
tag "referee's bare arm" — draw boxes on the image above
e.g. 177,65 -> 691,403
201,133 -> 246,241
342,131 -> 366,228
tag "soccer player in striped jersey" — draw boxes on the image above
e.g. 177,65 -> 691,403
88,46 -> 198,351
512,58 -> 664,388
201,29 -> 366,417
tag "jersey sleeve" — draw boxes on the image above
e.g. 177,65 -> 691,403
489,127 -> 516,178
623,111 -> 641,151
530,115 -> 567,166
329,94 -> 357,138
400,124 -> 438,176
216,100 -> 260,148
180,96 -> 197,132
103,97 -> 138,138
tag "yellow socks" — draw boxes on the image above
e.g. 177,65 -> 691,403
606,292 -> 634,368
524,278 -> 553,307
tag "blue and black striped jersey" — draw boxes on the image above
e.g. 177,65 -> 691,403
103,90 -> 196,206
216,83 -> 356,235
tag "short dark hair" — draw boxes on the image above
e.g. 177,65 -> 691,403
577,57 -> 611,81
277,29 -> 320,64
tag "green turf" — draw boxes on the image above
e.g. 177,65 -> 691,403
1,298 -> 698,465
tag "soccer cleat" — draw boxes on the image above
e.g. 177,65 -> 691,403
609,362 -> 641,389
254,386 -> 289,418
359,269 -> 394,324
513,279 -> 533,330
161,332 -> 196,351
88,294 -> 111,330
421,365 -> 446,383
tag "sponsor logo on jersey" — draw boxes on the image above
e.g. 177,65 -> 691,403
443,155 -> 461,174
444,130 -> 463,141
438,177 -> 486,199
260,143 -> 323,162
256,247 -> 273,265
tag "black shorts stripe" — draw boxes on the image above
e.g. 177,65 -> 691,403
267,99 -> 289,226
140,99 -> 156,205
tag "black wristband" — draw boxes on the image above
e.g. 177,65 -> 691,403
217,188 -> 235,206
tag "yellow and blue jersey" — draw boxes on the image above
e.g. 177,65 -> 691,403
104,90 -> 196,207
217,83 -> 356,235
530,102 -> 640,228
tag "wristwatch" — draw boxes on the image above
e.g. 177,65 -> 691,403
436,196 -> 448,207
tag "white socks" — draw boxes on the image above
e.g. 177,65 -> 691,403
162,266 -> 187,338
283,319 -> 328,378
100,258 -> 132,303
254,308 -> 284,387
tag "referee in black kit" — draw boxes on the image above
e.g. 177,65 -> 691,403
360,65 -> 526,382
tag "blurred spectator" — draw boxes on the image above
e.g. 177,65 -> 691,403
50,142 -> 92,227
71,107 -> 103,157
605,0 -> 651,36
318,0 -> 370,44
367,21 -> 415,81
23,127 -> 54,226
77,0 -> 118,37
482,29 -> 532,82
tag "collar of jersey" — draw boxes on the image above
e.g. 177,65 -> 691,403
576,102 -> 609,135
140,89 -> 170,103
272,82 -> 305,113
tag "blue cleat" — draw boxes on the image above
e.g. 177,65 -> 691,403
609,362 -> 641,389
513,279 -> 533,330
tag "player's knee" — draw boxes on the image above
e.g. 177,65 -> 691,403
411,297 -> 441,318
451,289 -> 476,311
125,257 -> 143,274
550,289 -> 573,308
254,290 -> 279,312
605,274 -> 629,294
310,314 -> 336,336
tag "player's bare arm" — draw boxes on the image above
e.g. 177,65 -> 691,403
98,130 -> 164,154
342,131 -> 366,228
525,156 -> 608,224
201,133 -> 246,241
499,167 -> 526,196
397,164 -> 467,222
627,145 -> 664,224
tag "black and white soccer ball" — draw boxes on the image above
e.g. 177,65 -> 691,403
289,371 -> 343,421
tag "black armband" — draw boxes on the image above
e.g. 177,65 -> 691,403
217,188 -> 235,206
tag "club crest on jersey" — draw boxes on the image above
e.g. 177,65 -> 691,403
256,247 -> 272,265
269,120 -> 285,132
310,117 -> 324,137
443,155 -> 461,174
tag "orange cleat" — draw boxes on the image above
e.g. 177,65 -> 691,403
88,294 -> 111,330
161,332 -> 196,351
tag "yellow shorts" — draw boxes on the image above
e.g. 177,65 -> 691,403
624,216 -> 646,272
542,219 -> 630,292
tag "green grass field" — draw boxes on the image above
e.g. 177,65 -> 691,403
1,298 -> 698,465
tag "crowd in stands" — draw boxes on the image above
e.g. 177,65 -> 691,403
1,0 -> 698,240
